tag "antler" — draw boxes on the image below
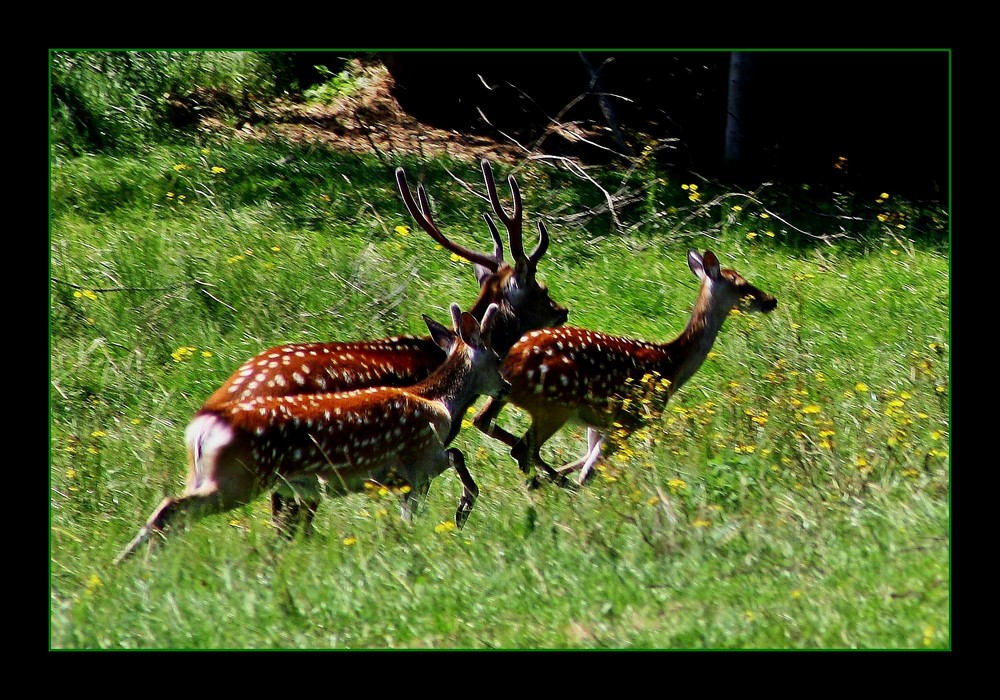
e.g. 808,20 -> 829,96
481,213 -> 506,263
396,167 -> 501,272
530,220 -> 549,265
481,159 -> 548,267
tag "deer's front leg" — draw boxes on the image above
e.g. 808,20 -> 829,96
448,448 -> 479,528
472,398 -> 519,446
513,409 -> 578,490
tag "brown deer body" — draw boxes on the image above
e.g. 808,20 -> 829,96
201,160 -> 566,411
475,250 -> 777,486
115,303 -> 509,564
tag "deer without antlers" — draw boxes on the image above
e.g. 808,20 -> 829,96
115,303 -> 509,564
474,250 -> 777,487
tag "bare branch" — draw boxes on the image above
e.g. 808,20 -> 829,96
52,277 -> 197,294
50,276 -> 239,312
530,154 -> 625,231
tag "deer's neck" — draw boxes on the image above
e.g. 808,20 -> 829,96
661,282 -> 733,391
409,349 -> 478,445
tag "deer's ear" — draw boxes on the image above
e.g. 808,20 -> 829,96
459,311 -> 483,349
424,314 -> 456,352
689,250 -> 722,281
478,303 -> 499,348
688,250 -> 705,279
473,264 -> 494,286
701,251 -> 722,280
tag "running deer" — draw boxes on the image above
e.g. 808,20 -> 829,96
199,160 -> 566,413
115,303 -> 509,564
474,250 -> 777,487
199,161 -> 565,528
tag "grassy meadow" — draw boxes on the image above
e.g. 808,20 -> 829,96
50,135 -> 949,649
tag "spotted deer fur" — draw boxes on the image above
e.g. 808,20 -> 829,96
474,250 -> 777,486
115,303 -> 509,564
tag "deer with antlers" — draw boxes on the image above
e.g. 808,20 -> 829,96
201,160 -> 565,413
195,160 -> 566,528
115,303 -> 509,564
473,250 -> 777,487
117,161 -> 564,551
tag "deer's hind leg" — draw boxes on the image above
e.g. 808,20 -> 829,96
271,474 -> 323,539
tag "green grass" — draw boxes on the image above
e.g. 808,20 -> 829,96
50,139 -> 949,650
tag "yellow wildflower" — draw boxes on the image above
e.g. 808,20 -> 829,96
171,346 -> 197,362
